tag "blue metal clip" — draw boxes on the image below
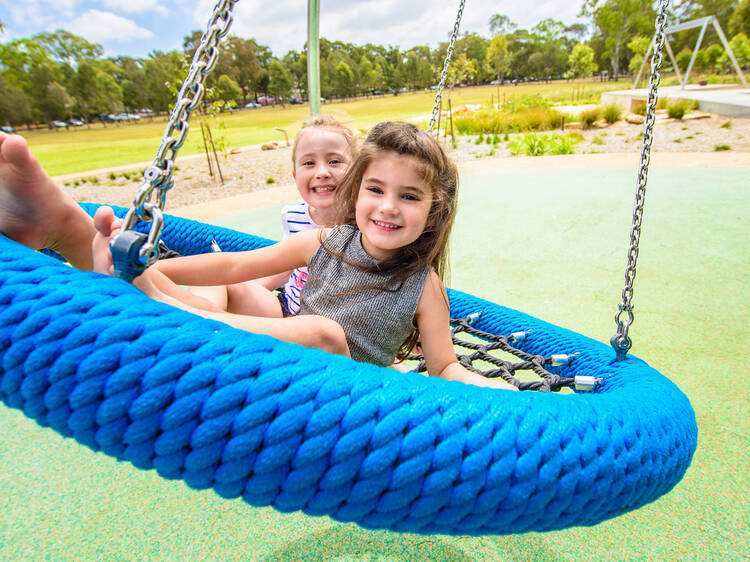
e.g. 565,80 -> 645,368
110,230 -> 148,283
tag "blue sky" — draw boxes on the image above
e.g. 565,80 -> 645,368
0,0 -> 585,59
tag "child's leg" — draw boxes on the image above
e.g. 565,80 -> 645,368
224,281 -> 284,317
0,132 -> 96,269
94,209 -> 349,356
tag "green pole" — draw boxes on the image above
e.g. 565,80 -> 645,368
307,0 -> 321,116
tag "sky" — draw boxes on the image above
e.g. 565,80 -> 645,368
0,0 -> 586,59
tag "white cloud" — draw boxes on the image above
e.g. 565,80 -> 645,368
63,10 -> 155,42
7,0 -> 78,30
192,0 -> 585,57
102,0 -> 168,16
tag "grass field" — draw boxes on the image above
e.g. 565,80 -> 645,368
2,162 -> 747,559
24,79 -> 634,176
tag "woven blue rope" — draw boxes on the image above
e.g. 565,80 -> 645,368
0,208 -> 697,535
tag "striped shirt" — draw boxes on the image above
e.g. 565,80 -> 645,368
279,201 -> 318,314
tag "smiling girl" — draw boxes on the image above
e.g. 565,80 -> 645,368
93,122 -> 516,390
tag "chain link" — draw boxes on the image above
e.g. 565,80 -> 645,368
115,0 -> 238,270
611,0 -> 670,360
428,0 -> 466,133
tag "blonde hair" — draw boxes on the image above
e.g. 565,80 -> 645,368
291,114 -> 357,168
329,121 -> 459,360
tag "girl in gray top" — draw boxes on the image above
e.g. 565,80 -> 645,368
92,122 -> 516,391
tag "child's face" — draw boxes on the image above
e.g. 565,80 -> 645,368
293,129 -> 351,213
355,152 -> 432,261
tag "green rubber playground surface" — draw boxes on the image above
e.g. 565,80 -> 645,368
1,165 -> 748,559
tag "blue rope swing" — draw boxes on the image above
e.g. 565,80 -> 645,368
0,205 -> 697,535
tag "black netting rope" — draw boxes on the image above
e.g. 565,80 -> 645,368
408,317 -> 577,392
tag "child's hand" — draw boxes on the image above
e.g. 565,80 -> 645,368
438,362 -> 519,391
92,206 -> 122,276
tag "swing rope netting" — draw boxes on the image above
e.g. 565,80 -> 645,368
409,316 -> 583,393
0,0 -> 697,536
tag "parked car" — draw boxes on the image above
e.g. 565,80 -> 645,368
245,102 -> 261,109
290,96 -> 303,105
49,120 -> 67,129
67,118 -> 85,126
1,125 -> 15,134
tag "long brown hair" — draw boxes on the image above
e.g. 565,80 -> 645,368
327,121 -> 459,360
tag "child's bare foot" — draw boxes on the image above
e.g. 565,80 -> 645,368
0,132 -> 96,269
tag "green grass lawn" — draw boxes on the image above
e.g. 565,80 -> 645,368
2,163 -> 747,559
24,79 -> 633,176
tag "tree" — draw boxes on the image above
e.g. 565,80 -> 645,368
447,53 -> 476,86
486,34 -> 510,83
704,43 -> 725,72
569,43 -> 598,78
489,14 -> 517,35
0,74 -> 32,126
580,0 -> 654,79
92,72 -> 123,116
673,0 -> 737,34
71,60 -> 99,119
359,56 -> 376,92
33,30 -> 103,65
729,0 -> 750,37
334,61 -> 355,97
718,33 -> 750,69
38,82 -> 73,122
268,60 -> 292,104
143,51 -> 186,113
216,74 -> 242,104
676,47 -> 693,71
627,35 -> 650,74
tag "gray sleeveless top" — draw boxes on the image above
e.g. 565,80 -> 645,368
298,225 -> 430,366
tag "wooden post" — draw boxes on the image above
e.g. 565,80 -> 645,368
204,120 -> 224,184
448,97 -> 455,145
200,119 -> 214,177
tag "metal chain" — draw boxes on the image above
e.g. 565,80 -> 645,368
112,0 -> 238,277
428,0 -> 465,133
610,0 -> 670,361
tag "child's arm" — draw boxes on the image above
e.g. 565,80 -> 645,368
152,229 -> 324,287
415,272 -> 518,391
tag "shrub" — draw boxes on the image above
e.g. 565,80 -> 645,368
667,99 -> 697,119
508,133 -> 549,156
592,136 -> 605,145
108,172 -> 116,180
714,144 -> 731,151
266,177 -> 276,184
549,135 -> 578,155
721,120 -> 732,129
632,101 -> 647,116
565,130 -> 585,143
579,107 -> 601,129
475,134 -> 484,144
602,104 -> 623,124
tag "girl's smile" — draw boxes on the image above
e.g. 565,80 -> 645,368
355,152 -> 432,261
